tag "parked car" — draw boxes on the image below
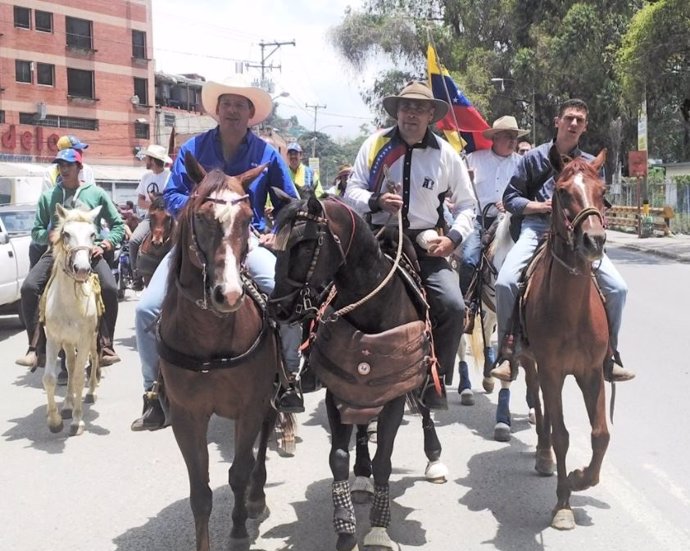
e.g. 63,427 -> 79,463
0,204 -> 35,325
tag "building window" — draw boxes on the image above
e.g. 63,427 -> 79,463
0,111 -> 5,124
133,77 -> 148,105
135,121 -> 150,139
66,16 -> 93,50
132,30 -> 147,59
35,10 -> 53,33
164,112 -> 176,127
67,68 -> 95,99
14,6 -> 31,29
20,112 -> 98,130
15,60 -> 32,83
36,63 -> 55,86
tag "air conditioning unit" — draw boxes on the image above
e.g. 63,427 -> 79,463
130,95 -> 140,105
37,101 -> 47,120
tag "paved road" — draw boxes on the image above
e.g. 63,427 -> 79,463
1,243 -> 689,551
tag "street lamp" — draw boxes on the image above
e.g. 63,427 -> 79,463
311,124 -> 343,157
491,77 -> 536,145
271,91 -> 290,101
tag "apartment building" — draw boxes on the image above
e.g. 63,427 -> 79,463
0,0 -> 155,166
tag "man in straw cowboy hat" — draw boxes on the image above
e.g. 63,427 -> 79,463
346,80 -> 477,409
491,98 -> 634,384
131,77 -> 303,431
129,144 -> 173,289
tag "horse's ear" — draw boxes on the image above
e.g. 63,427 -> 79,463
548,144 -> 564,174
591,149 -> 607,173
88,205 -> 102,221
238,163 -> 269,191
271,187 -> 296,203
184,151 -> 206,185
306,194 -> 322,215
56,203 -> 67,220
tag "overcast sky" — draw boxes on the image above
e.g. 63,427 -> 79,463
151,0 -> 375,139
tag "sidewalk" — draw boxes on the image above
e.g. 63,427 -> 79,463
606,230 -> 690,263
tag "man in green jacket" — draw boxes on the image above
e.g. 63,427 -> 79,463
16,148 -> 125,372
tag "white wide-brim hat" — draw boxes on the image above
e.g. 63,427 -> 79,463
482,115 -> 529,139
201,77 -> 273,127
141,144 -> 172,164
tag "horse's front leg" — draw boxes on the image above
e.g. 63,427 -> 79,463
540,373 -> 573,530
352,424 -> 374,504
495,380 -> 512,442
416,396 -> 447,483
325,391 -> 357,551
247,407 -> 277,519
364,395 -> 405,551
569,370 -> 610,491
68,342 -> 89,436
169,403 -> 213,551
42,337 -> 63,433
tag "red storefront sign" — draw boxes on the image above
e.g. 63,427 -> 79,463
1,125 -> 60,154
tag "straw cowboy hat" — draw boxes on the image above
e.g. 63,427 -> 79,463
201,76 -> 273,127
482,115 -> 529,139
140,144 -> 172,164
382,81 -> 449,124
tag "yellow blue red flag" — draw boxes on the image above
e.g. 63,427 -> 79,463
427,45 -> 492,153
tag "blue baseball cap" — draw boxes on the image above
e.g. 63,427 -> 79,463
53,148 -> 83,164
57,135 -> 89,151
287,142 -> 303,153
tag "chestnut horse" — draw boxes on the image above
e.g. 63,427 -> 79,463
158,154 -> 278,551
269,195 -> 446,551
520,148 -> 611,530
137,194 -> 174,285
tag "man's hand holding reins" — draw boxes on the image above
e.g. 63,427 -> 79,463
376,192 -> 403,214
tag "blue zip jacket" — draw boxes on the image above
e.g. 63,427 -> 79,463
164,127 -> 299,232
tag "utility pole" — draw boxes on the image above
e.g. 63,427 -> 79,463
306,103 -> 327,157
244,39 -> 295,91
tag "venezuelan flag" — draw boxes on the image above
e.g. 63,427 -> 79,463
427,45 -> 492,153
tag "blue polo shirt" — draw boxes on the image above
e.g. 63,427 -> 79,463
164,127 -> 299,232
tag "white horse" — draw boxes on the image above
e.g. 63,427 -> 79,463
456,213 -> 536,441
41,204 -> 102,436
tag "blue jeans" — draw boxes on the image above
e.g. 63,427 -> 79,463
135,236 -> 301,392
495,215 -> 627,352
458,217 -> 496,295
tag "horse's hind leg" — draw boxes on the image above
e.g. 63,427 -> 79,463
247,407 -> 277,520
68,343 -> 89,436
85,339 -> 99,404
494,382 -> 512,442
416,397 -> 447,483
364,395 -> 405,551
43,338 -> 63,433
325,391 -> 357,551
540,375 -> 574,530
170,408 -> 213,551
569,372 -> 609,492
523,357 -> 553,475
352,424 -> 374,504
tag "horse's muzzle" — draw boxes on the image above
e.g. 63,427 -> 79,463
578,228 -> 606,261
211,284 -> 245,313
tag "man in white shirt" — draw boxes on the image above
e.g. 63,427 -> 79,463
346,81 -> 477,409
459,115 -> 529,295
129,144 -> 172,289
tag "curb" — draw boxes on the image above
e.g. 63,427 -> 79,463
616,243 -> 690,263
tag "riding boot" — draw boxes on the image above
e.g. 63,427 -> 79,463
131,390 -> 167,431
603,351 -> 636,382
98,321 -> 121,366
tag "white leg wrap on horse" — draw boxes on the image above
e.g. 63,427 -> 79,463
425,460 -> 448,482
363,526 -> 398,550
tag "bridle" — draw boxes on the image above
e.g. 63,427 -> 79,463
59,243 -> 93,281
177,193 -> 250,314
550,177 -> 605,276
269,203 -> 350,320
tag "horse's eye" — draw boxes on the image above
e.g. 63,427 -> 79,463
90,232 -> 97,241
63,232 -> 70,241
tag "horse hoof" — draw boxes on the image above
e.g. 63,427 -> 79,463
459,388 -> 475,406
494,422 -> 511,442
482,377 -> 495,394
363,526 -> 399,550
528,408 -> 536,425
336,533 -> 358,551
228,535 -> 250,551
49,421 -> 64,433
535,455 -> 555,476
61,408 -> 73,420
551,508 -> 575,530
84,393 -> 96,404
69,423 -> 84,437
351,476 -> 374,503
425,460 -> 448,484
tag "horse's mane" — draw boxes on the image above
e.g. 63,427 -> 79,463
54,207 -> 95,235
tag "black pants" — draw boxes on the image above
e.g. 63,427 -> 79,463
20,250 -> 119,348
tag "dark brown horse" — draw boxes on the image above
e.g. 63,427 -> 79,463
269,195 -> 446,551
137,194 -> 174,285
158,153 -> 278,551
521,148 -> 611,530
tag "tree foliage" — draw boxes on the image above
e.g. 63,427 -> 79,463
329,0 -> 690,164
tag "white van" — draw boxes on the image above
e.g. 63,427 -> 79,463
0,176 -> 44,206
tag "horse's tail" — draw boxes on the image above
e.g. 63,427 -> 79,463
469,319 -> 486,376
